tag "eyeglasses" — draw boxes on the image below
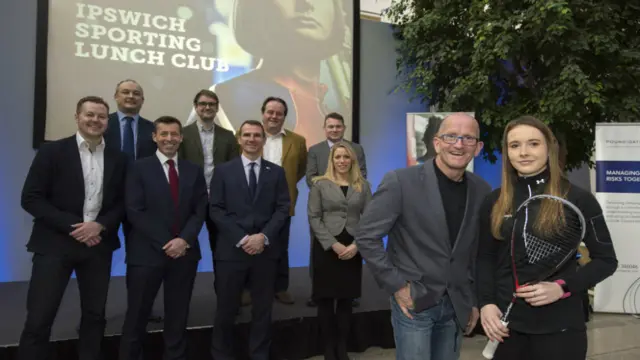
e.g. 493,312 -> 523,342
197,101 -> 218,108
438,134 -> 479,146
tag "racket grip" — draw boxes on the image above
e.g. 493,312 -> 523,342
481,321 -> 508,359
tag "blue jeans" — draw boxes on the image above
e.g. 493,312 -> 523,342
390,294 -> 462,360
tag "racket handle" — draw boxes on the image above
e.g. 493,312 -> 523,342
481,321 -> 508,359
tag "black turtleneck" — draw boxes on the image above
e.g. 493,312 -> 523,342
433,161 -> 467,247
475,168 -> 618,334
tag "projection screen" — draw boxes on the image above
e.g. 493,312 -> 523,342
34,0 -> 359,147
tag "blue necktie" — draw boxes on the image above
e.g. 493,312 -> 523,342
248,162 -> 257,200
122,117 -> 135,161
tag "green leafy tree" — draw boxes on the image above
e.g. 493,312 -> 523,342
385,0 -> 640,169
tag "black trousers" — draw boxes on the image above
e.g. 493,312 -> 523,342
212,257 -> 277,360
494,328 -> 587,360
317,298 -> 352,359
118,258 -> 198,360
204,211 -> 218,292
17,251 -> 112,360
275,216 -> 291,293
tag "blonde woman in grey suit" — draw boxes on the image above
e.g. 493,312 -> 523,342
308,142 -> 372,360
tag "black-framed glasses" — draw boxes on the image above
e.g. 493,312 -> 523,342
197,101 -> 218,108
438,134 -> 478,146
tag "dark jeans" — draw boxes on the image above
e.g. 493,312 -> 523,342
17,251 -> 112,360
390,294 -> 462,360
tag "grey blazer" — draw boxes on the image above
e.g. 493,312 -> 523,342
355,159 -> 491,328
305,140 -> 367,188
308,179 -> 372,250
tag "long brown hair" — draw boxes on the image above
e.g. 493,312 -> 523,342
490,116 -> 568,239
312,142 -> 366,192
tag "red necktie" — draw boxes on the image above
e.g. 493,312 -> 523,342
167,159 -> 179,236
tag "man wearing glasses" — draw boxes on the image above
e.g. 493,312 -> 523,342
179,90 -> 239,280
355,113 -> 491,360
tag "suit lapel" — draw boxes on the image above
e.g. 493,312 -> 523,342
177,160 -> 191,208
422,160 -> 451,250
187,124 -> 205,161
213,125 -> 227,164
281,131 -> 293,165
102,148 -> 116,190
452,176 -> 473,254
152,157 -> 173,210
108,115 -> 122,151
67,137 -> 85,204
346,185 -> 356,201
235,158 -> 251,202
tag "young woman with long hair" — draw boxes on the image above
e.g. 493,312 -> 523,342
476,116 -> 618,359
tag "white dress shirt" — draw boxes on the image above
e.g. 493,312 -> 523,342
263,128 -> 286,166
156,149 -> 179,181
76,133 -> 105,222
237,155 -> 269,247
197,121 -> 215,191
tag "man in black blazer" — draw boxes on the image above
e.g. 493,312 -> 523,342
119,116 -> 207,360
18,96 -> 127,360
209,120 -> 290,360
104,79 -> 156,162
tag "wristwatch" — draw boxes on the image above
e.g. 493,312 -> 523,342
554,279 -> 571,299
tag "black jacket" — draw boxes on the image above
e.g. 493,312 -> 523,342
476,169 -> 618,333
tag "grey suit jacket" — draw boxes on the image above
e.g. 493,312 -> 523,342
308,179 -> 372,250
355,159 -> 491,327
305,140 -> 367,188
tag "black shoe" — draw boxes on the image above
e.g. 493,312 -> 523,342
351,298 -> 360,308
306,298 -> 317,307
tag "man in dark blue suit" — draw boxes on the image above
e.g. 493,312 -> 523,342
119,116 -> 208,360
104,79 -> 156,162
209,120 -> 290,360
103,79 -> 164,323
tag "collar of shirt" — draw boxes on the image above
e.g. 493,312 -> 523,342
327,139 -> 344,148
197,120 -> 216,133
241,154 -> 262,168
117,111 -> 140,124
267,128 -> 286,139
76,132 -> 105,151
156,149 -> 178,167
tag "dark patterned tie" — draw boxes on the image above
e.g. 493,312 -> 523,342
122,117 -> 135,161
167,159 -> 179,235
248,162 -> 257,200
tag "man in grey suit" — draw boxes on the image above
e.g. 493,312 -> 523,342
306,112 -> 366,188
305,112 -> 366,307
355,113 -> 491,360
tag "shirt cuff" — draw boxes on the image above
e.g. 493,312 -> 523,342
236,235 -> 248,248
263,234 -> 269,246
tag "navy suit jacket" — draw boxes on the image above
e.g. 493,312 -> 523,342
21,135 -> 127,256
125,155 -> 208,266
209,157 -> 290,261
105,112 -> 156,161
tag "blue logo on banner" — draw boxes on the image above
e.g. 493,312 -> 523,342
596,161 -> 640,194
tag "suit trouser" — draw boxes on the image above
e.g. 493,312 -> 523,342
212,256 -> 277,360
119,258 -> 198,360
17,251 -> 112,360
274,216 -> 291,292
204,209 -> 217,292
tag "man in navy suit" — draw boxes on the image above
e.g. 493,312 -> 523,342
104,79 -> 164,323
18,96 -> 127,360
104,79 -> 156,162
209,120 -> 290,360
119,116 -> 208,360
